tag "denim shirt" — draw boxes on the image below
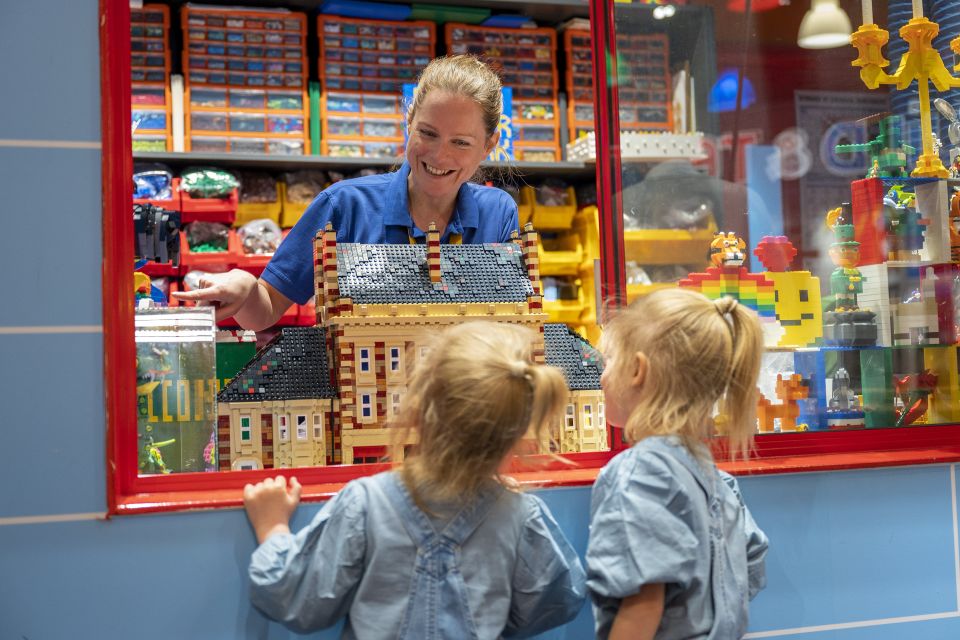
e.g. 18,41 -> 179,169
586,436 -> 769,640
249,471 -> 586,639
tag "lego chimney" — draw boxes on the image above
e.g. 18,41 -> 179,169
315,222 -> 340,321
427,222 -> 441,284
521,221 -> 542,297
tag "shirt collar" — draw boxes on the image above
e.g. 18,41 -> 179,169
385,161 -> 479,239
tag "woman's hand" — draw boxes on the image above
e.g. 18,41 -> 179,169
171,269 -> 258,321
243,475 -> 302,544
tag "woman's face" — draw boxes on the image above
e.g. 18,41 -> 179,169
406,90 -> 498,203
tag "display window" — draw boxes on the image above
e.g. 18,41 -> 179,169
105,0 -> 960,514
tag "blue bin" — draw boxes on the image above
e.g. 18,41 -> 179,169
320,0 -> 412,21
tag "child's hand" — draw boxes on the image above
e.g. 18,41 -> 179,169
243,475 -> 302,544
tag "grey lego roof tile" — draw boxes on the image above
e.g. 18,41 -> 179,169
336,243 -> 533,304
218,326 -> 337,403
543,323 -> 603,390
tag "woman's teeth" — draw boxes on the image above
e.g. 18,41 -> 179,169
424,163 -> 453,176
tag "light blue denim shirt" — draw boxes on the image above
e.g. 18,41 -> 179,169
249,471 -> 586,639
586,436 -> 768,640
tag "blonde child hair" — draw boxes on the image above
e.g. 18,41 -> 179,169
406,54 -> 503,138
393,321 -> 568,505
601,288 -> 763,458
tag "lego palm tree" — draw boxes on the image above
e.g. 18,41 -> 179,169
851,0 -> 960,178
835,114 -> 915,177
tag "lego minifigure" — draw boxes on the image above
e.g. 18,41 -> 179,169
823,204 -> 878,346
826,367 -> 866,430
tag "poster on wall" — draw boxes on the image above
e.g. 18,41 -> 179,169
794,90 -> 889,275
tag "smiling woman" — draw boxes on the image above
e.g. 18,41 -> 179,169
173,54 -> 519,332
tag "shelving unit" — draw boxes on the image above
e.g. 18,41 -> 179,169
131,4 -> 172,151
317,15 -> 435,158
564,29 -> 673,141
446,22 -> 561,161
132,150 -> 595,176
181,6 -> 311,155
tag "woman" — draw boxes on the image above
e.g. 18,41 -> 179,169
174,55 -> 518,329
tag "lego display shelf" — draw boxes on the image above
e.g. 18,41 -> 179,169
132,150 -> 595,176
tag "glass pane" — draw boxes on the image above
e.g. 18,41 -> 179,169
602,1 -> 960,435
135,307 -> 218,475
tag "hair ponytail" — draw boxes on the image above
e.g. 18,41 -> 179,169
720,301 -> 763,459
523,362 -> 569,455
396,322 -> 567,505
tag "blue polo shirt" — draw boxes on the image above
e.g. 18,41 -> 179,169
263,162 -> 519,304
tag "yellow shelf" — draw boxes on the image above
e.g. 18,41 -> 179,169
623,221 -> 716,265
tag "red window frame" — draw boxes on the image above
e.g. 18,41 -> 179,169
102,0 -> 960,516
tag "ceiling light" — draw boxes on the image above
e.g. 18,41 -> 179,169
797,0 -> 852,49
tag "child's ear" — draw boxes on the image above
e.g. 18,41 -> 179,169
630,352 -> 648,389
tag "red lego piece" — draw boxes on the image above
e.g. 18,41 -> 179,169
850,177 -> 886,266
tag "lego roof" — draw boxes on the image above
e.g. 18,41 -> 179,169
543,323 -> 603,390
218,326 -> 337,402
336,243 -> 535,304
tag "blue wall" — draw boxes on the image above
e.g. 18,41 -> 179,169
4,2 -> 960,639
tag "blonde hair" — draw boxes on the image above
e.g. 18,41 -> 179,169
395,322 -> 567,505
601,288 -> 762,459
406,55 -> 503,138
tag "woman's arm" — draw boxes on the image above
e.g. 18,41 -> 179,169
172,271 -> 294,331
608,583 -> 664,640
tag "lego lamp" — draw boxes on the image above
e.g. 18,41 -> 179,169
798,0 -> 852,49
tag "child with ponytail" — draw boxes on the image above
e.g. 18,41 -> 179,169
587,289 -> 769,639
243,321 -> 586,638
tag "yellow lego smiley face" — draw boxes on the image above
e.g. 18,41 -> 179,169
769,271 -> 823,347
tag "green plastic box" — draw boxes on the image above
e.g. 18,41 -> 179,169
410,4 -> 490,24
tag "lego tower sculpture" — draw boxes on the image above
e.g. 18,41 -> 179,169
851,0 -> 960,177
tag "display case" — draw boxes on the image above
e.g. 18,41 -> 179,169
591,0 -> 960,467
102,0 -> 960,515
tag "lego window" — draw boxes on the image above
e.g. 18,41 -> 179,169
589,0 -> 960,467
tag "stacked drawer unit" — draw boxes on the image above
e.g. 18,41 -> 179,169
446,23 -> 560,162
317,15 -> 436,158
131,4 -> 172,151
564,29 -> 594,141
565,30 -> 672,138
181,6 -> 310,155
